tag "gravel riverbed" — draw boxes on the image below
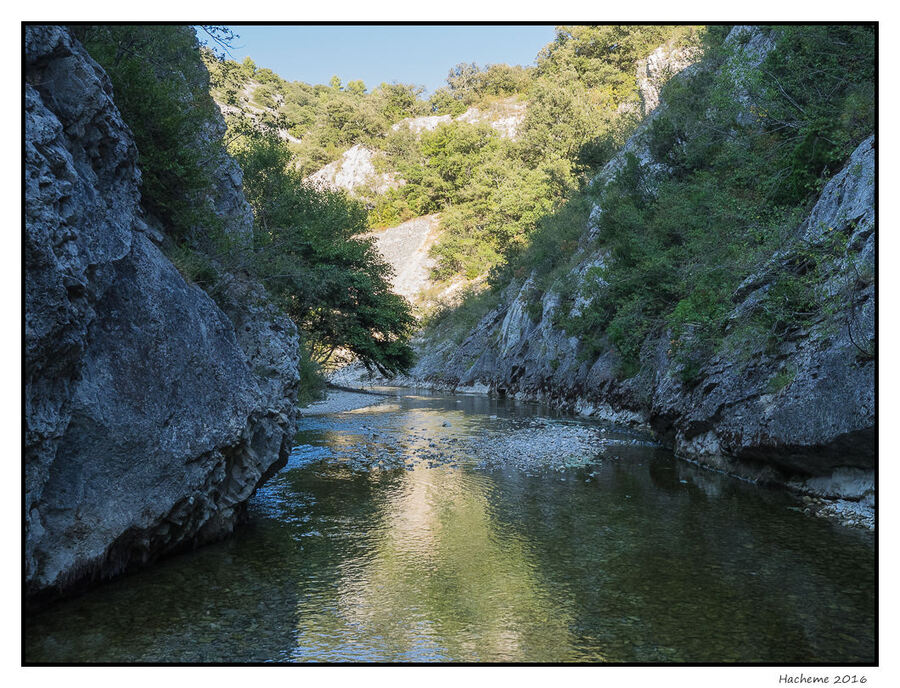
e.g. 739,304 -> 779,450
299,389 -> 656,475
299,389 -> 873,529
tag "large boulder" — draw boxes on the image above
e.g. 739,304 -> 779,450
25,25 -> 300,605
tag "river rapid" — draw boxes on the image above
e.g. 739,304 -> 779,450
25,389 -> 875,663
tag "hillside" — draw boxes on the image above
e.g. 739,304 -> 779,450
205,27 -> 706,311
335,25 -> 876,522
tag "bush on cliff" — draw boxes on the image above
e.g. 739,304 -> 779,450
72,25 -> 222,239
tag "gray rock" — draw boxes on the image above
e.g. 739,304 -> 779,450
368,33 -> 874,512
25,26 -> 300,605
306,144 -> 402,196
365,214 -> 439,303
636,43 -> 701,116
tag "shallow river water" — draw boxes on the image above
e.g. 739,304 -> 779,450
25,390 -> 875,663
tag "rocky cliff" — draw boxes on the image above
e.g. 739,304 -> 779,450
25,25 -> 301,605
360,27 -> 875,521
306,143 -> 402,196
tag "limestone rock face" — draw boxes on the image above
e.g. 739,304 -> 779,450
382,29 -> 874,504
25,25 -> 300,605
306,144 -> 402,196
391,113 -> 453,134
723,25 -> 778,126
201,111 -> 255,241
661,135 -> 874,478
365,215 -> 440,302
636,43 -> 701,116
454,99 -> 526,139
392,98 -> 526,140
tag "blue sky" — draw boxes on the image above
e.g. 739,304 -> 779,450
199,25 -> 557,95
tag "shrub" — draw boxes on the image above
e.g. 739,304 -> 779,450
74,25 -> 222,239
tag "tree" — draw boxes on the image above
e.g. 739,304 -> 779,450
375,82 -> 427,121
400,122 -> 500,213
231,134 -> 416,374
346,79 -> 367,96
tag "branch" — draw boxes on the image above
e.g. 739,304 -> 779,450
198,25 -> 238,60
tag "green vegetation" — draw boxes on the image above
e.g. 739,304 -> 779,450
78,25 -> 416,393
204,27 -> 703,285
203,50 -> 430,175
229,134 -> 416,375
550,25 -> 874,379
768,366 -> 797,394
376,26 -> 705,281
434,61 -> 532,111
420,286 -> 502,345
72,25 -> 222,238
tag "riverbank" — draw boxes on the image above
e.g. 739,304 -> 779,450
300,387 -> 395,415
313,382 -> 874,530
301,386 -> 638,473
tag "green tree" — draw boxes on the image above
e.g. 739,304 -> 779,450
392,122 -> 499,215
374,82 -> 427,121
232,134 -> 416,374
346,79 -> 367,95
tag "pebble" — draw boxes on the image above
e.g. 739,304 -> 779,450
302,397 -> 657,485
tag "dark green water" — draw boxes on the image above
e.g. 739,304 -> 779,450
25,391 -> 875,663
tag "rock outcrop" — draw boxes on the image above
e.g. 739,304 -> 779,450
366,215 -> 440,302
306,143 -> 402,196
391,113 -> 453,135
635,43 -> 701,116
362,27 -> 875,518
392,97 -> 526,140
25,25 -> 301,605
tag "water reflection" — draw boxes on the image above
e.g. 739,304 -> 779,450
289,461 -> 582,662
25,391 -> 874,663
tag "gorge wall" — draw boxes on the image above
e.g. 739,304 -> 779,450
24,25 -> 301,605
352,27 -> 875,513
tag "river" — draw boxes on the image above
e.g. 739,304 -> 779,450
25,389 -> 875,663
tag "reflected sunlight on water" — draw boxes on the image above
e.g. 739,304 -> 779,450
25,391 -> 874,664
